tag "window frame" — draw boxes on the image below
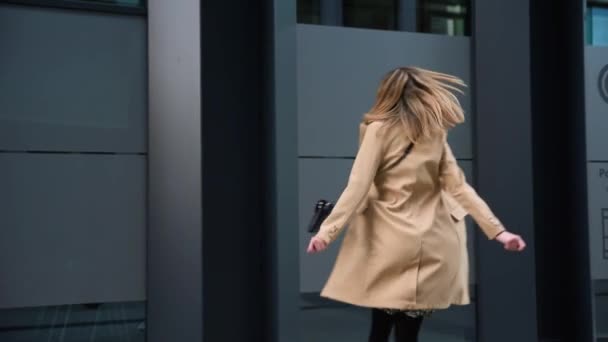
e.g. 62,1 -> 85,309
0,0 -> 146,16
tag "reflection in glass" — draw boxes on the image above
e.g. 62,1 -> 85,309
587,5 -> 608,45
0,302 -> 146,342
297,0 -> 470,36
343,0 -> 397,31
298,0 -> 321,24
419,1 -> 469,36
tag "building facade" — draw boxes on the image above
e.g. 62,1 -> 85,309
0,0 -> 605,341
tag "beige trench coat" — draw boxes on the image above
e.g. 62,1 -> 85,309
316,121 -> 505,310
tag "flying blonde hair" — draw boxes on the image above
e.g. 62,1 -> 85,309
363,66 -> 466,142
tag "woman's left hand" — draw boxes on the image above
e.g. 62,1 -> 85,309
495,231 -> 526,252
307,236 -> 328,254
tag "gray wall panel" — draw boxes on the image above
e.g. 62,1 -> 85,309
297,24 -> 473,159
299,158 -> 350,292
0,4 -> 147,153
587,163 -> 608,280
585,47 -> 608,161
0,154 -> 145,309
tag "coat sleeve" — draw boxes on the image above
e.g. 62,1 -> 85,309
315,122 -> 385,244
439,140 -> 505,239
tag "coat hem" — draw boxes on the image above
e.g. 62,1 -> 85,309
319,291 -> 466,311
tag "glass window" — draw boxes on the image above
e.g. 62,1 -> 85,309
298,0 -> 321,24
297,0 -> 471,36
419,0 -> 469,36
587,4 -> 608,45
0,3 -> 148,342
343,0 -> 397,30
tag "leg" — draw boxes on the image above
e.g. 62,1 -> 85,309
393,314 -> 424,342
368,309 -> 394,342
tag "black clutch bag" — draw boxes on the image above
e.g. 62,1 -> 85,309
307,199 -> 334,234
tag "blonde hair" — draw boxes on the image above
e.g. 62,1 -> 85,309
363,66 -> 466,142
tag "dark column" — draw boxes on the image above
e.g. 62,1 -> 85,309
529,0 -> 593,341
147,1 -> 203,341
320,0 -> 343,26
472,1 -> 538,341
200,1 -> 269,341
149,0 -> 299,341
396,0 -> 417,32
264,0 -> 300,341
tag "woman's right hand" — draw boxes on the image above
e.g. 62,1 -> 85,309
307,236 -> 328,254
495,231 -> 526,252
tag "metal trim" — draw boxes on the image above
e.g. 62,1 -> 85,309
0,0 -> 146,15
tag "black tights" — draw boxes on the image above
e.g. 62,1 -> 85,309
368,309 -> 424,342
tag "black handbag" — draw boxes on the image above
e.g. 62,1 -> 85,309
307,199 -> 335,234
307,142 -> 414,234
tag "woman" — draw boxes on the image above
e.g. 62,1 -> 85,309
306,67 -> 526,342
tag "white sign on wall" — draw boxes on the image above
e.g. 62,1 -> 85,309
585,46 -> 608,280
588,164 -> 608,279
